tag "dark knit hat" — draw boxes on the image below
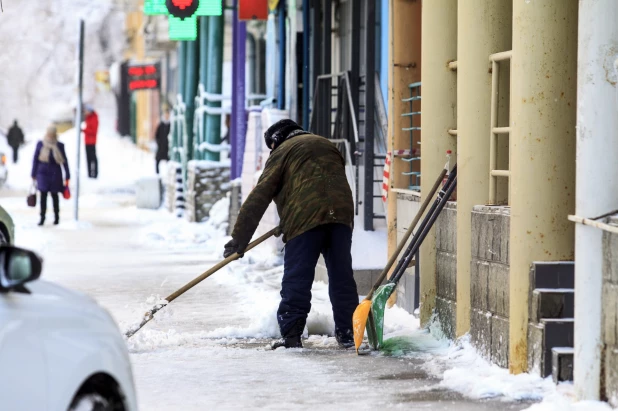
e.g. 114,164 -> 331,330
264,119 -> 305,151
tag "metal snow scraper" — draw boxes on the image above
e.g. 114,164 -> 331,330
352,164 -> 449,353
125,227 -> 280,339
369,165 -> 457,350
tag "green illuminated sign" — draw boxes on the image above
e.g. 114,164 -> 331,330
144,0 -> 222,41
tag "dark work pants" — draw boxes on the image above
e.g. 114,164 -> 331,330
85,145 -> 98,178
277,223 -> 358,337
11,146 -> 18,163
40,192 -> 59,218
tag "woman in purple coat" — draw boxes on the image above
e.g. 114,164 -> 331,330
31,126 -> 70,226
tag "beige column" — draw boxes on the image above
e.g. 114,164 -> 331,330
419,0 -> 457,325
387,0 -> 422,304
455,1 -> 512,337
509,0 -> 578,374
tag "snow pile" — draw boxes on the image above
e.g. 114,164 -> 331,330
525,391 -> 613,411
0,0 -> 125,131
139,197 -> 230,251
351,215 -> 387,270
430,336 -> 554,401
198,247 -> 420,341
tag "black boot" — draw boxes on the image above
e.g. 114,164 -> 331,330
272,319 -> 305,350
39,191 -> 48,227
52,193 -> 60,225
335,329 -> 354,349
271,335 -> 303,349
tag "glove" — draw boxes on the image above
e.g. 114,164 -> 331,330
223,238 -> 245,258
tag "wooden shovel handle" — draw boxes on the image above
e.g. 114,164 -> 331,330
164,227 -> 280,304
365,166 -> 448,300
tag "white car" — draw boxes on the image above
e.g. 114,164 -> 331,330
0,246 -> 137,411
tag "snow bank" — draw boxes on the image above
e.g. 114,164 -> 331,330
138,197 -> 229,251
351,215 -> 387,270
525,392 -> 613,411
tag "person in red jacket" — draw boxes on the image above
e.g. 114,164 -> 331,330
82,105 -> 99,178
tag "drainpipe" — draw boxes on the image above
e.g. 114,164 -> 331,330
247,34 -> 257,104
302,0 -> 310,129
231,1 -> 247,180
205,14 -> 224,161
574,0 -> 618,401
277,0 -> 286,110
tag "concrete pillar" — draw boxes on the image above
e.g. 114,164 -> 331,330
509,0 -> 578,374
456,1 -> 512,337
574,0 -> 618,400
205,15 -> 224,161
419,0 -> 457,325
386,0 -> 421,305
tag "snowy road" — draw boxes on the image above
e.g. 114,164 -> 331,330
0,190 -> 541,411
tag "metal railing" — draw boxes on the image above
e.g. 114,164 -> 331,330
489,50 -> 512,205
193,85 -> 231,160
309,71 -> 387,222
400,82 -> 422,191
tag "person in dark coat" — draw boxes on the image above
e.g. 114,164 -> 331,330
155,109 -> 170,174
224,119 -> 358,350
6,120 -> 25,163
31,126 -> 70,226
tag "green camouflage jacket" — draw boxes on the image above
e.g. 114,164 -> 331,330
231,134 -> 354,247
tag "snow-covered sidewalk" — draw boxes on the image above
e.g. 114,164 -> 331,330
0,122 -> 611,410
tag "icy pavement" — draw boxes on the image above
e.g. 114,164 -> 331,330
0,127 -> 608,410
0,191 -> 539,411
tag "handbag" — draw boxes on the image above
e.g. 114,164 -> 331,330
63,185 -> 71,200
27,184 -> 37,207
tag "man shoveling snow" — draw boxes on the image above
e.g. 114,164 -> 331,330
224,119 -> 358,350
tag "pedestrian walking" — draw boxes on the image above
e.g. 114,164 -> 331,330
224,119 -> 358,350
6,120 -> 24,163
155,109 -> 170,174
82,104 -> 99,178
31,125 -> 70,226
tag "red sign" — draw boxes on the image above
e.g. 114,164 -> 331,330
166,0 -> 199,19
126,63 -> 160,91
172,0 -> 193,9
239,0 -> 268,20
129,79 -> 159,91
128,65 -> 157,77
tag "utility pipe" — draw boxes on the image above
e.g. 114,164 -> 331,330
230,1 -> 247,180
302,0 -> 310,128
574,0 -> 618,400
277,0 -> 286,110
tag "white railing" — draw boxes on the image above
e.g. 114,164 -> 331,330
488,50 -> 513,205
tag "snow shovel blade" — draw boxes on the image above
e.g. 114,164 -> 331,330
370,283 -> 396,350
353,299 -> 372,353
366,309 -> 379,349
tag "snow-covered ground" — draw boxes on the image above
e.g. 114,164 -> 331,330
0,114 -> 612,410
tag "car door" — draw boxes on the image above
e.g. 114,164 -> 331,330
0,289 -> 48,411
